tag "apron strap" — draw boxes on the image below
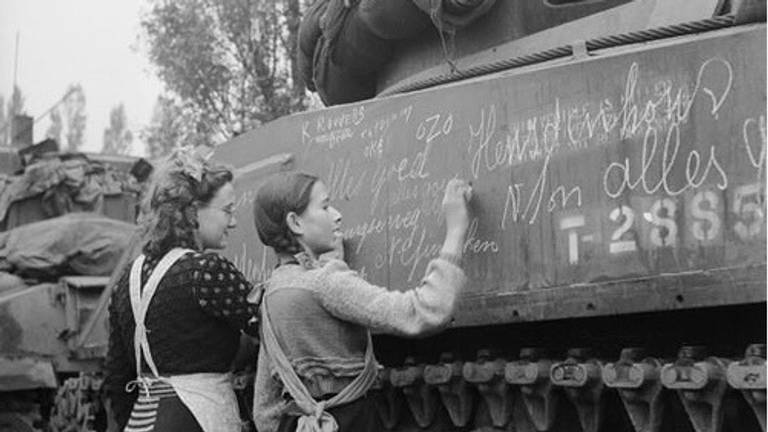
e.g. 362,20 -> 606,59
129,248 -> 193,380
260,298 -> 377,432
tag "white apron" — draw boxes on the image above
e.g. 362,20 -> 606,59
127,248 -> 242,432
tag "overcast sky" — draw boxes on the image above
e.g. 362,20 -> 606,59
0,0 -> 163,156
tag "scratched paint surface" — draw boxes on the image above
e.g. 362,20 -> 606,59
215,27 -> 766,325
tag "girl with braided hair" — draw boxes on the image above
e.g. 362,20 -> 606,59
251,171 -> 472,432
104,147 -> 257,432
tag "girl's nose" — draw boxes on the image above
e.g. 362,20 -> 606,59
228,215 -> 237,229
331,206 -> 342,222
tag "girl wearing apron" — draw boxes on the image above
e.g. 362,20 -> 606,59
104,148 -> 258,431
250,172 -> 472,432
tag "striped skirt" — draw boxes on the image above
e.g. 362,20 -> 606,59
124,380 -> 202,432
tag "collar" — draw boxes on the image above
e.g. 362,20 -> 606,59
278,251 -> 318,270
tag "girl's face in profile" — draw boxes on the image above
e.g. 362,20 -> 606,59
292,181 -> 342,257
198,182 -> 237,250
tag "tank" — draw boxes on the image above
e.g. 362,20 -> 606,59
215,1 -> 766,431
0,151 -> 145,432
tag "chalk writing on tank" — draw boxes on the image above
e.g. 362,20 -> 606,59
221,51 -> 765,298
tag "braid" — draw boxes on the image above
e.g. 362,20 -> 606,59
269,230 -> 303,255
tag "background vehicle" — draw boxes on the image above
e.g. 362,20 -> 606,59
0,146 -> 145,432
214,0 -> 767,431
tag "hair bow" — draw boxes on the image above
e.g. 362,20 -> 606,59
167,145 -> 213,182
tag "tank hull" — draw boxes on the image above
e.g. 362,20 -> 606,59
215,21 -> 766,432
216,24 -> 766,324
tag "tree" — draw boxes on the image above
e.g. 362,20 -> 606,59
140,0 -> 307,144
102,103 -> 133,155
46,107 -> 63,144
0,94 -> 6,147
63,84 -> 86,151
3,86 -> 26,147
141,95 -> 206,159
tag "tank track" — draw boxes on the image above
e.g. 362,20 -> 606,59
369,306 -> 766,432
369,344 -> 765,432
48,374 -> 104,432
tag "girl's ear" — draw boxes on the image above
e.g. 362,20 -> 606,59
285,211 -> 303,236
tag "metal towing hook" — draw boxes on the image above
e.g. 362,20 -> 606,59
660,345 -> 731,432
602,347 -> 666,432
726,343 -> 766,431
423,352 -> 475,428
371,368 -> 403,430
389,357 -> 438,428
462,349 -> 514,429
550,348 -> 605,432
505,347 -> 558,432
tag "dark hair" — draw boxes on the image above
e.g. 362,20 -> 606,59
141,155 -> 234,257
252,172 -> 318,255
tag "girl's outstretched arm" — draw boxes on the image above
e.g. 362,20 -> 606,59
315,179 -> 472,336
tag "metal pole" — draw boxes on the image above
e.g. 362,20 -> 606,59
13,31 -> 19,90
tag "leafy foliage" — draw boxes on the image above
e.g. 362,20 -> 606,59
0,95 -> 5,147
46,107 -> 63,144
63,84 -> 86,151
0,86 -> 27,147
142,95 -> 207,159
140,0 -> 307,150
102,103 -> 134,155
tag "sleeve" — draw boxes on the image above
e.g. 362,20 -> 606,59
103,275 -> 137,430
314,257 -> 467,337
191,253 -> 259,331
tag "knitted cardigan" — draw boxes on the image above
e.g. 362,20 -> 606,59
252,257 -> 466,432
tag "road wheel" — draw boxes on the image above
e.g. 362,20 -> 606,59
0,412 -> 36,432
48,374 -> 103,432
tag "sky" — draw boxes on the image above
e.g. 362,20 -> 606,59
0,0 -> 163,156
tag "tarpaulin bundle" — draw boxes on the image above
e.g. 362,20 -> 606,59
304,0 -> 388,105
298,0 -> 329,92
0,155 -> 139,226
0,271 -> 25,294
359,0 -> 432,40
299,0 -> 497,106
0,212 -> 137,279
412,0 -> 497,31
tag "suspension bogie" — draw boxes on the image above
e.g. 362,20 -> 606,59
370,344 -> 766,432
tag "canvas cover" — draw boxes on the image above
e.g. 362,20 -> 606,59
0,212 -> 137,278
0,155 -> 140,229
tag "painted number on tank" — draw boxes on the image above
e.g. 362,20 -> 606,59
733,183 -> 765,240
690,190 -> 721,241
560,185 -> 764,264
609,205 -> 636,254
643,198 -> 677,247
